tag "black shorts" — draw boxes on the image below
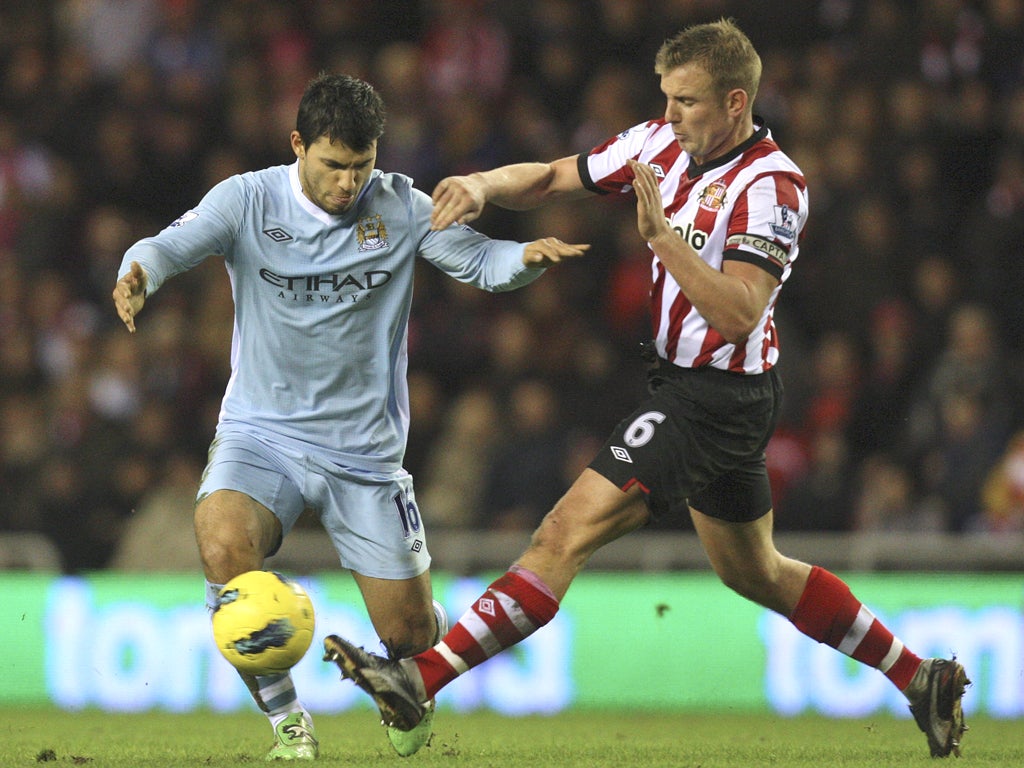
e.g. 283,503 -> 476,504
588,360 -> 782,522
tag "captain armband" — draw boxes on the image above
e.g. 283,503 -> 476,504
725,233 -> 790,267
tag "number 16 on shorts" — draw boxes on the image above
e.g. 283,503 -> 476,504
392,490 -> 421,539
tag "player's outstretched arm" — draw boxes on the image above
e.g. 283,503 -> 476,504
430,157 -> 590,231
112,260 -> 149,334
430,172 -> 489,230
522,238 -> 590,268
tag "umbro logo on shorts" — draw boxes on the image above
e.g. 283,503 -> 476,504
610,446 -> 633,463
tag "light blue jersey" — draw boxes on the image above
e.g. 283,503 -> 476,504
120,162 -> 541,473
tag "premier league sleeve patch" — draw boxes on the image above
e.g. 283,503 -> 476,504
769,204 -> 798,241
170,211 -> 199,228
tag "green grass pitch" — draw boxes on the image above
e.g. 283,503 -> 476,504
4,708 -> 1022,767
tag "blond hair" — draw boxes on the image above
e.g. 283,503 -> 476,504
655,18 -> 761,103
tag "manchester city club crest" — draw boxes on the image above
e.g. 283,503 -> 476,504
356,214 -> 389,251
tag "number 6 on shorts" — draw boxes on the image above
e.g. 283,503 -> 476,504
624,411 -> 666,447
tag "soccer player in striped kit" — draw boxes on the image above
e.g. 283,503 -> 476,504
324,19 -> 970,758
112,73 -> 588,760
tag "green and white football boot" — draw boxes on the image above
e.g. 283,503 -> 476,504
385,599 -> 447,756
386,698 -> 437,757
266,711 -> 318,761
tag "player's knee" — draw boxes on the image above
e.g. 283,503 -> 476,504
195,514 -> 269,581
378,609 -> 436,658
195,492 -> 278,572
196,534 -> 258,582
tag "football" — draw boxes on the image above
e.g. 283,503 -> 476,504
212,570 -> 315,676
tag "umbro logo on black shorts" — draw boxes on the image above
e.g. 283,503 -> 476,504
610,446 -> 633,463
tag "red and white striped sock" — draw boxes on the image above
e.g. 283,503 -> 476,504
789,566 -> 921,690
412,566 -> 559,699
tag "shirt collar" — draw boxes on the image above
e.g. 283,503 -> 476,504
686,117 -> 769,179
287,161 -> 381,225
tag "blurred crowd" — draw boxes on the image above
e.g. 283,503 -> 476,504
1,0 -> 1024,573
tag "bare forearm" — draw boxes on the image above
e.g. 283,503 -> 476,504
648,232 -> 767,344
473,163 -> 562,210
431,155 -> 587,230
627,153 -> 775,346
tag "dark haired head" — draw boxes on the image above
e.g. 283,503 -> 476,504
295,72 -> 386,152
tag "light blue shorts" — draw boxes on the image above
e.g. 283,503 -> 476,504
196,431 -> 430,579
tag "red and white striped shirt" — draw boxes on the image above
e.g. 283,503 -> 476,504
581,118 -> 807,374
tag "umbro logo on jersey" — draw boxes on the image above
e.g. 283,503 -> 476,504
610,446 -> 633,463
263,227 -> 294,242
648,163 -> 666,178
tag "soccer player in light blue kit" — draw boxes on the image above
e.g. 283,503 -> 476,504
112,73 -> 588,761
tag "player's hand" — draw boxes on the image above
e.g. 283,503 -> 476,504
628,159 -> 672,244
430,174 -> 487,230
112,260 -> 148,333
522,238 -> 590,268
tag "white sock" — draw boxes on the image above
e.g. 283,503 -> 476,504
269,707 -> 311,730
255,672 -> 302,717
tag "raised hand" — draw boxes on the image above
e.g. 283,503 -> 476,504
112,260 -> 148,333
522,238 -> 591,268
627,159 -> 671,244
430,174 -> 487,231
